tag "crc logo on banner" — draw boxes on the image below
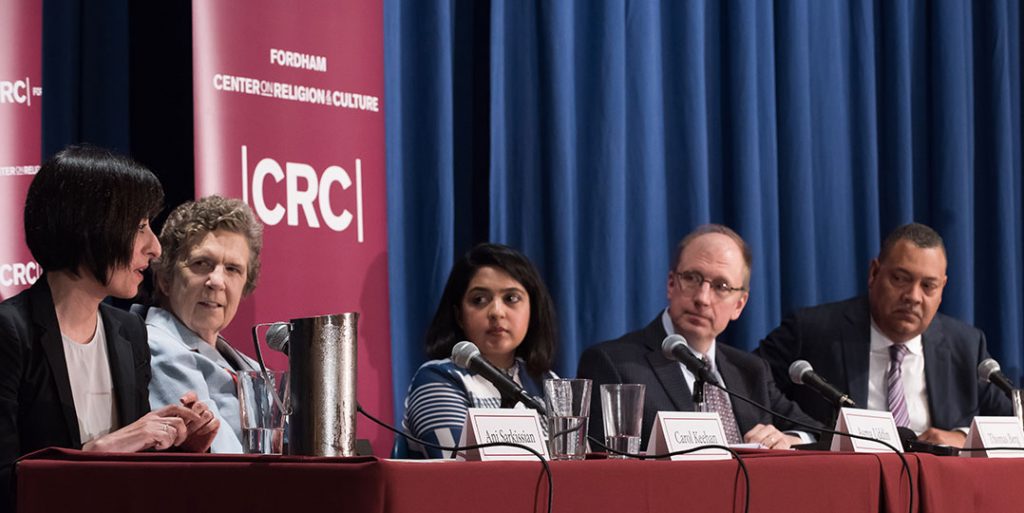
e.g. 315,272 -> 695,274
240,145 -> 365,242
0,261 -> 42,287
0,77 -> 42,106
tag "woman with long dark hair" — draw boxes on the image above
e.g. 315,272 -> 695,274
400,243 -> 558,458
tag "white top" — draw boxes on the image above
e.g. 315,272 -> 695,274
867,322 -> 931,434
62,314 -> 118,444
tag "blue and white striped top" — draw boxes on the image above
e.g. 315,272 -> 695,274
400,357 -> 556,458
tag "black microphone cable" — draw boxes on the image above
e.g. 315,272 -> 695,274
584,433 -> 751,513
704,380 -> 915,513
958,446 -> 1024,454
658,444 -> 750,513
357,403 -> 554,513
360,399 -> 753,511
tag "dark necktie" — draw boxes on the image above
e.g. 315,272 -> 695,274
701,356 -> 742,444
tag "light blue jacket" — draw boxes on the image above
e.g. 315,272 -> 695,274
145,307 -> 258,453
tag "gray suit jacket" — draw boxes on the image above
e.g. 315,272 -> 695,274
578,314 -> 822,447
145,307 -> 257,453
756,296 -> 1012,430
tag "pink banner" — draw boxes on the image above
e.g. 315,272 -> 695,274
192,0 -> 392,453
0,0 -> 44,300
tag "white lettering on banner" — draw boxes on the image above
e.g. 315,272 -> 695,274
0,165 -> 41,176
240,146 -> 364,241
212,73 -> 379,112
0,262 -> 43,287
0,77 -> 41,106
269,49 -> 328,72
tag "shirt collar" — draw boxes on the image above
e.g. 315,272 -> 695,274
869,319 -> 923,355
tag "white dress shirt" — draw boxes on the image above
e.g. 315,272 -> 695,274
866,322 -> 931,435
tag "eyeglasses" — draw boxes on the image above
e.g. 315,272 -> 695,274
673,270 -> 746,299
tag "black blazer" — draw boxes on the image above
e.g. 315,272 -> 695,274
577,314 -> 822,447
756,296 -> 1012,429
0,277 -> 151,510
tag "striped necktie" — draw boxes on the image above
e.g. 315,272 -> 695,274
887,344 -> 911,428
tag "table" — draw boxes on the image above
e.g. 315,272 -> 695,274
14,448 -> 1021,513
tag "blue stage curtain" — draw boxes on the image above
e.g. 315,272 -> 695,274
42,0 -> 131,157
385,0 -> 1024,420
41,1 -> 196,224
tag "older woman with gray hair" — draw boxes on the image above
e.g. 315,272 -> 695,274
143,195 -> 264,453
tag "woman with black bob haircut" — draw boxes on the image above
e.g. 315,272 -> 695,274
400,243 -> 558,458
0,145 -> 219,509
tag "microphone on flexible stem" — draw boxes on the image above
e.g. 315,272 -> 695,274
661,334 -> 719,386
978,358 -> 1015,399
266,322 -> 291,354
788,360 -> 857,408
451,341 -> 547,414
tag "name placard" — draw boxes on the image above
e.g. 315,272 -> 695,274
645,411 -> 731,460
456,408 -> 549,461
829,408 -> 902,453
962,417 -> 1024,458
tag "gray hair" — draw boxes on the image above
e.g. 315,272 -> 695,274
154,195 -> 264,297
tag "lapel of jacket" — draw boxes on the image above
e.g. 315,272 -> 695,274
216,337 -> 258,372
921,317 -> 951,428
30,279 -> 83,447
153,306 -> 234,370
842,298 -> 872,408
100,304 -> 139,428
642,317 -> 693,412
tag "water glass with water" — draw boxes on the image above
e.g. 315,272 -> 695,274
544,378 -> 592,460
600,384 -> 645,458
238,369 -> 289,454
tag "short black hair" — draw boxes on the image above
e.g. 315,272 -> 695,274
24,144 -> 164,285
424,243 -> 558,377
878,223 -> 946,262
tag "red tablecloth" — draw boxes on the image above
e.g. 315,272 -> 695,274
15,448 -> 383,511
914,454 -> 1024,513
380,451 -> 887,513
15,448 -> 1011,513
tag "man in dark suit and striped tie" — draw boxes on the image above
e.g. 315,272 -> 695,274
758,223 -> 1012,448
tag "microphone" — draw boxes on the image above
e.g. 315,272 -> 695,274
451,341 -> 547,414
897,426 -> 959,456
978,358 -> 1015,398
266,322 -> 291,354
661,334 -> 719,386
788,360 -> 857,408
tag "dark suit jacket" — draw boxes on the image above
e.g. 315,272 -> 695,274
756,296 -> 1012,430
0,278 -> 151,511
577,315 -> 822,447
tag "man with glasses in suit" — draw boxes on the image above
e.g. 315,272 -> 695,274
578,224 -> 819,450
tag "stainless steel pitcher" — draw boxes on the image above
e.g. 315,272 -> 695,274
287,312 -> 359,456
